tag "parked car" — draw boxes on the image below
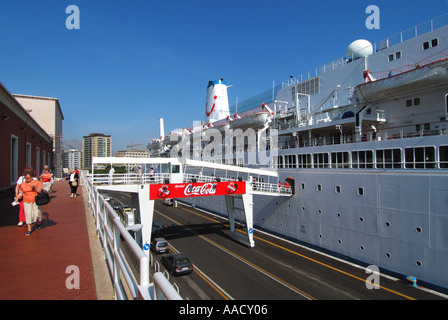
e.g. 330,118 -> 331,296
150,237 -> 169,254
161,253 -> 194,276
162,198 -> 173,206
152,222 -> 167,236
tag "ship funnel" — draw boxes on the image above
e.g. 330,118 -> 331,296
206,79 -> 230,123
159,118 -> 165,140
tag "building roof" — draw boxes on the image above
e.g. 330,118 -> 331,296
12,93 -> 64,120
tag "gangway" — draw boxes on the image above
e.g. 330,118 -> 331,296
90,157 -> 292,249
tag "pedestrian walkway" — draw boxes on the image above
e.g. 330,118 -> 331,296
0,180 -> 111,300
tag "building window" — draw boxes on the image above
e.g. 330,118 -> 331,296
11,135 -> 18,184
26,142 -> 32,167
36,147 -> 40,174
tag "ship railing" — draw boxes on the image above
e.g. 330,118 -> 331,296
275,119 -> 447,150
182,173 -> 292,196
283,13 -> 448,89
82,170 -> 183,300
372,50 -> 448,81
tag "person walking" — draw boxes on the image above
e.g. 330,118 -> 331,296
17,170 -> 43,236
40,166 -> 53,193
66,169 -> 79,198
14,167 -> 34,227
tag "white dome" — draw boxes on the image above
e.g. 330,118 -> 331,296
346,39 -> 373,59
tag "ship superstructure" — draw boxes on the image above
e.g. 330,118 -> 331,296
147,14 -> 448,290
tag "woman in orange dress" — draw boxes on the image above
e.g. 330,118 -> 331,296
18,171 -> 43,236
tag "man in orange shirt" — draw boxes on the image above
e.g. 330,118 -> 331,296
18,171 -> 43,236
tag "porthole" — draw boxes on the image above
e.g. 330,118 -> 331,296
360,245 -> 365,251
337,239 -> 342,244
385,252 -> 391,258
359,217 -> 364,222
337,213 -> 341,218
385,221 -> 391,227
318,209 -> 322,214
357,187 -> 364,196
302,206 -> 305,211
319,234 -> 323,238
416,261 -> 422,267
416,227 -> 422,233
335,185 -> 341,193
317,184 -> 322,191
301,183 -> 305,190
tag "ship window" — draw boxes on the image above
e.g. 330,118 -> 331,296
313,152 -> 329,168
352,150 -> 373,168
406,99 -> 413,107
331,152 -> 349,168
388,54 -> 394,62
376,148 -> 401,169
395,51 -> 401,59
298,154 -> 312,168
335,185 -> 341,193
423,41 -> 430,50
431,38 -> 438,47
317,184 -> 322,191
405,146 -> 435,169
357,187 -> 364,196
440,146 -> 448,169
414,98 -> 420,106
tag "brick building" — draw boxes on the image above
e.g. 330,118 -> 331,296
0,81 -> 54,197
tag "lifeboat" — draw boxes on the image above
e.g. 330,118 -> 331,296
147,138 -> 162,151
354,59 -> 448,103
230,103 -> 273,130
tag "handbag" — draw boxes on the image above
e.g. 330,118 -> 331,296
72,180 -> 78,187
35,191 -> 50,206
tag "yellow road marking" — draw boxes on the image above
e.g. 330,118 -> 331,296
175,204 -> 417,300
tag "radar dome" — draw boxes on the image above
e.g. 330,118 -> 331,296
346,39 -> 373,59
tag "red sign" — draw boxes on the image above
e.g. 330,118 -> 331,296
149,181 -> 246,200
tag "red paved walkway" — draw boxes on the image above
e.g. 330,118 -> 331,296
0,180 -> 97,300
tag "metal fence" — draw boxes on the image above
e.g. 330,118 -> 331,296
81,170 -> 182,300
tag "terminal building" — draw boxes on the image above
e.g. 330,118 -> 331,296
0,81 -> 61,196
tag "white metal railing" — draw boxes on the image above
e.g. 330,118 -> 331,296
283,13 -> 448,88
91,172 -> 170,185
81,170 -> 182,300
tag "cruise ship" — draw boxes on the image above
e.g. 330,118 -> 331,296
147,14 -> 448,290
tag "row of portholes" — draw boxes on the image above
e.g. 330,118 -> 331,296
301,183 -> 365,196
298,208 -> 424,233
316,236 -> 423,267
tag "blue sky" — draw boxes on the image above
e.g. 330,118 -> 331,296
1,0 -> 447,151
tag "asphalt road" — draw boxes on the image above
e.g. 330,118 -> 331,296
101,190 -> 447,300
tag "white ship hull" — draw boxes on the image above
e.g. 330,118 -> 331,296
148,15 -> 448,290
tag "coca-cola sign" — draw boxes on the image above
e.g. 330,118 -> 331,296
150,181 -> 246,200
